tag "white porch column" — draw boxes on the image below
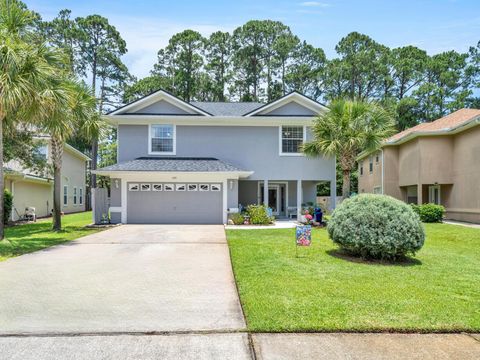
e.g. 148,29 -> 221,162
297,180 -> 302,219
263,179 -> 269,207
330,179 -> 337,211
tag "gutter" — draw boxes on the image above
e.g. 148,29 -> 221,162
380,149 -> 385,194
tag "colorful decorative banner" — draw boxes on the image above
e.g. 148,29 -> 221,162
296,225 -> 312,246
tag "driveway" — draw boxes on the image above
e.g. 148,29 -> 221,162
0,225 -> 246,334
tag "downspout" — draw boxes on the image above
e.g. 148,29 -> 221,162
380,149 -> 385,194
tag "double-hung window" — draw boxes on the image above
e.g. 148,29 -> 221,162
280,126 -> 305,155
79,188 -> 83,205
73,187 -> 77,205
150,124 -> 175,154
63,185 -> 68,206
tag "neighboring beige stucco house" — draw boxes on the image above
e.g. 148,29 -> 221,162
358,108 -> 480,223
4,137 -> 90,221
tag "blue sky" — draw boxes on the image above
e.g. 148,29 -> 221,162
25,0 -> 480,79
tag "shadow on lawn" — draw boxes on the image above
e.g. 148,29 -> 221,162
1,222 -> 96,259
326,249 -> 422,267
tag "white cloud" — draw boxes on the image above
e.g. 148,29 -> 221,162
108,15 -> 237,79
299,1 -> 330,7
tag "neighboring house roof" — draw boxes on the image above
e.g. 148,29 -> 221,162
357,108 -> 480,161
190,102 -> 264,116
4,167 -> 52,184
95,157 -> 249,173
386,108 -> 480,144
34,135 -> 91,161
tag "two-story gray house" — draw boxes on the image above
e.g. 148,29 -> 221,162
94,90 -> 336,224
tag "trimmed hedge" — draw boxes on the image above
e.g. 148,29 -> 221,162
328,194 -> 425,260
411,203 -> 445,223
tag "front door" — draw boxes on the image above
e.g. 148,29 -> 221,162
428,185 -> 441,205
260,184 -> 281,215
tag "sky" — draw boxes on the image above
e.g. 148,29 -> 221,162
24,0 -> 480,80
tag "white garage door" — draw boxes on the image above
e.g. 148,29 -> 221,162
126,182 -> 223,224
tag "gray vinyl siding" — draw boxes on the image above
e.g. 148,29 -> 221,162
110,178 -> 121,206
118,125 -> 334,181
258,101 -> 316,116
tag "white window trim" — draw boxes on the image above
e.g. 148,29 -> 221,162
79,187 -> 83,205
279,125 -> 306,156
63,185 -> 68,207
148,124 -> 176,155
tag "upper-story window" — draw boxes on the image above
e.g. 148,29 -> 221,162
375,153 -> 379,163
360,162 -> 364,176
36,144 -> 48,160
369,156 -> 373,173
280,126 -> 305,155
150,124 -> 175,154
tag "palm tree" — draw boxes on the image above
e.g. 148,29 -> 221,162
0,0 -> 63,238
39,79 -> 98,231
303,99 -> 395,199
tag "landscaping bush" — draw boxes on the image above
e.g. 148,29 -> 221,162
328,194 -> 425,260
411,203 -> 445,223
246,204 -> 273,225
230,212 -> 245,225
4,189 -> 13,225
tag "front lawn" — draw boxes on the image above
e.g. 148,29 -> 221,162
227,223 -> 480,332
0,211 -> 101,261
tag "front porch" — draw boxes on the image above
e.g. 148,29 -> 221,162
238,180 -> 336,219
401,183 -> 452,207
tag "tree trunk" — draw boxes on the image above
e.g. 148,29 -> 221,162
342,169 -> 351,200
51,136 -> 63,231
0,116 -> 4,239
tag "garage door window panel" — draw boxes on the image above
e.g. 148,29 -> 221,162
188,184 -> 198,191
141,184 -> 151,191
164,184 -> 174,191
211,184 -> 221,191
129,183 -> 139,191
199,184 -> 209,191
153,184 -> 163,191
176,184 -> 186,191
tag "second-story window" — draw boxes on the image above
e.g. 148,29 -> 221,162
360,162 -> 364,176
150,124 -> 175,154
280,126 -> 304,155
369,156 -> 373,173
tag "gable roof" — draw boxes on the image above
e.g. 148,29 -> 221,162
386,108 -> 480,145
108,89 -> 213,116
357,108 -> 480,161
106,89 -> 327,119
243,91 -> 328,116
190,102 -> 263,116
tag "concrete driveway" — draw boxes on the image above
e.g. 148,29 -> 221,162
0,225 -> 246,334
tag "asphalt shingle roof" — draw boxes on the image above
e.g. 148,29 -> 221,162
387,108 -> 480,143
190,102 -> 264,116
97,157 -> 247,172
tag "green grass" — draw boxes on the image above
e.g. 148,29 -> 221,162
0,211 -> 101,261
227,223 -> 480,332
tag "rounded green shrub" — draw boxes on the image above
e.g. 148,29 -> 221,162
328,194 -> 425,260
246,204 -> 273,225
229,212 -> 245,225
411,203 -> 445,223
